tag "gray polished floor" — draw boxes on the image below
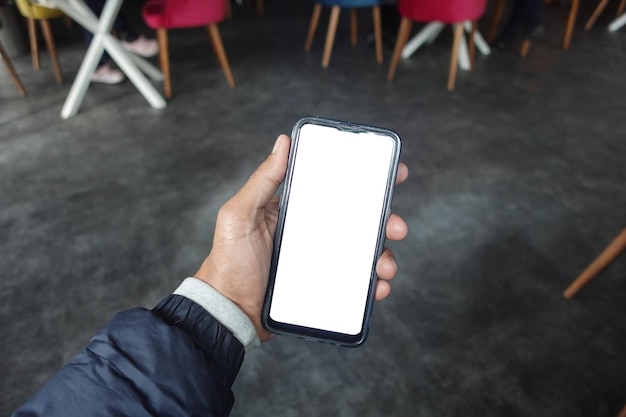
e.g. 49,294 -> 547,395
1,0 -> 625,416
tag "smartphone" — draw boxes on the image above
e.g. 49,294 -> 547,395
262,117 -> 402,347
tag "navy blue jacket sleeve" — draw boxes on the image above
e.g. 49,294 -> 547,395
12,294 -> 245,417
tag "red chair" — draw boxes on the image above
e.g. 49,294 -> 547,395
142,0 -> 235,99
387,0 -> 487,91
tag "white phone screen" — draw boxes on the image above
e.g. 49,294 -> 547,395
268,123 -> 396,336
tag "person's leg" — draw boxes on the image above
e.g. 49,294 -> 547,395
111,5 -> 138,42
499,0 -> 528,39
82,0 -> 125,83
521,0 -> 543,34
114,1 -> 158,57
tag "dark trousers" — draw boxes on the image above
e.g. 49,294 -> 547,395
82,0 -> 136,66
501,0 -> 544,38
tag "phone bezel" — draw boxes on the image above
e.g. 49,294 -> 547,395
262,116 -> 402,347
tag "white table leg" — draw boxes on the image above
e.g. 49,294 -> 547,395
103,37 -> 166,109
426,23 -> 445,44
458,30 -> 470,71
609,12 -> 626,31
464,21 -> 491,55
128,53 -> 164,82
61,0 -> 120,119
55,0 -> 165,119
61,30 -> 107,119
401,22 -> 444,59
402,21 -> 490,69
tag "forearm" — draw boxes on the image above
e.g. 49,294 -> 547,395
12,280 -> 256,417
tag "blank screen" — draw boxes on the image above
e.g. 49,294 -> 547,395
269,123 -> 395,335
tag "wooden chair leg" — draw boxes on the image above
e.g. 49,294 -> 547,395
617,0 -> 626,16
488,0 -> 506,43
372,6 -> 382,64
39,19 -> 63,83
563,0 -> 580,50
27,18 -> 40,71
207,24 -> 235,88
520,39 -> 532,57
0,40 -> 27,96
156,28 -> 171,99
448,23 -> 463,92
322,6 -> 340,68
585,0 -> 611,30
305,3 -> 322,51
350,8 -> 357,46
387,17 -> 412,81
563,227 -> 626,298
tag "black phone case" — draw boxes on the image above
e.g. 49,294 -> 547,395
262,116 -> 402,347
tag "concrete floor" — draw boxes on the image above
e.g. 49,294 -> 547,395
1,0 -> 625,416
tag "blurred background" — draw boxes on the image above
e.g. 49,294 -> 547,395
1,0 -> 625,415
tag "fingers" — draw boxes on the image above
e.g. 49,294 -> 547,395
228,135 -> 291,212
375,279 -> 392,301
386,214 -> 408,241
376,247 -> 397,280
375,248 -> 397,300
396,162 -> 408,185
376,163 -> 407,302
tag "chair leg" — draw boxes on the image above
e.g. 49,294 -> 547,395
321,6 -> 340,68
226,0 -> 232,19
27,18 -> 40,71
585,0 -> 611,30
488,0 -> 506,43
350,8 -> 357,46
448,23 -> 463,91
387,17 -> 412,81
39,19 -> 63,84
207,24 -> 235,88
617,0 -> 626,16
156,28 -> 171,99
372,6 -> 382,64
0,40 -> 26,96
305,3 -> 322,51
563,0 -> 580,50
563,227 -> 626,298
520,39 -> 532,57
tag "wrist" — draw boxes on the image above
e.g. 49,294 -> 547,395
174,278 -> 260,350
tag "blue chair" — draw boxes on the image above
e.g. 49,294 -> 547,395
304,0 -> 383,68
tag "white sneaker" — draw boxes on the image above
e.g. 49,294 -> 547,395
121,35 -> 159,58
91,64 -> 125,84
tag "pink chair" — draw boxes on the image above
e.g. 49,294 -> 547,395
142,0 -> 235,99
387,0 -> 487,91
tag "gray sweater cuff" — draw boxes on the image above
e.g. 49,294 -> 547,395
174,277 -> 260,351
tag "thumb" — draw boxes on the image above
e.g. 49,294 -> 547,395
231,134 -> 291,211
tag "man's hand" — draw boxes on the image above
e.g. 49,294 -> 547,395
194,134 -> 408,342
